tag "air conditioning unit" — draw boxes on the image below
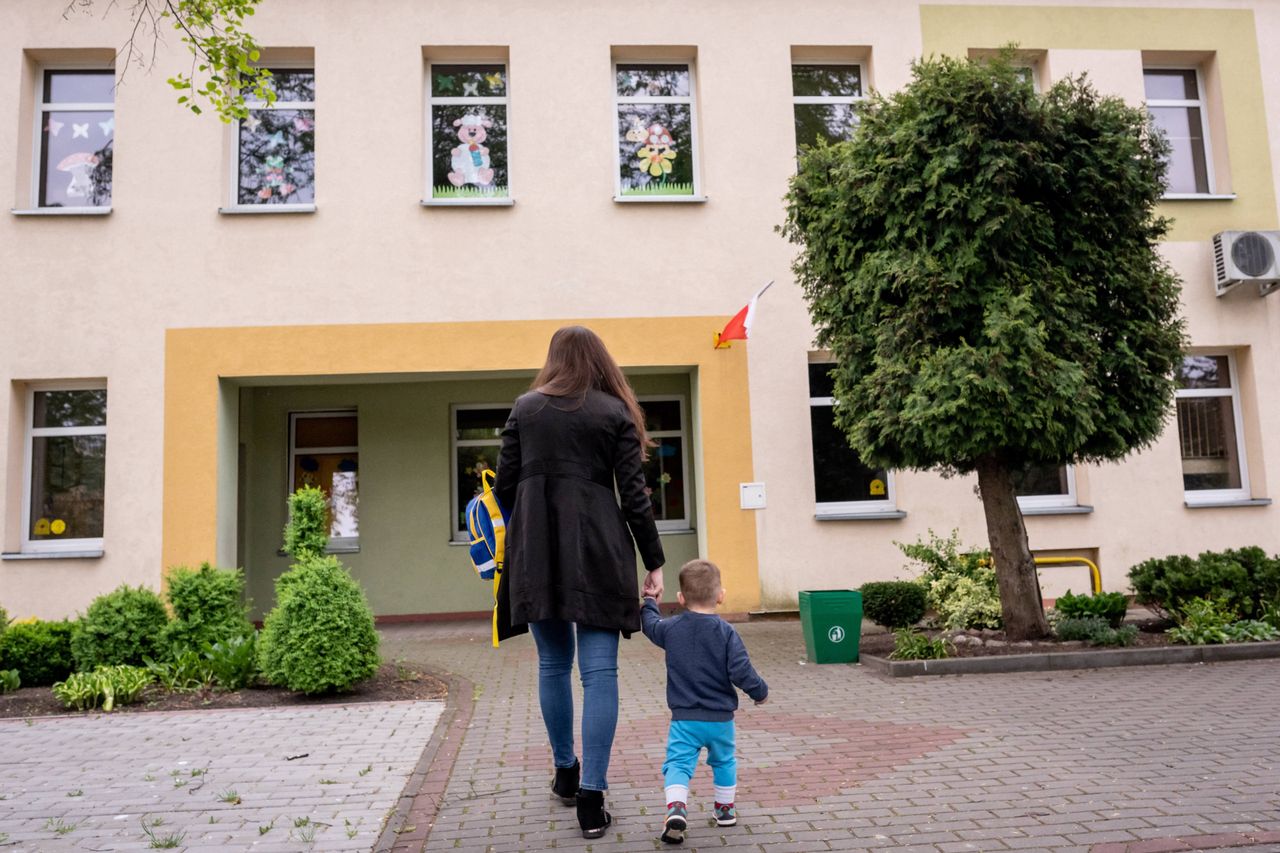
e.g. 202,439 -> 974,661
1212,230 -> 1280,297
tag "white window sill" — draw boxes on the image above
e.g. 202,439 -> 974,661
658,527 -> 695,536
420,198 -> 514,207
275,540 -> 360,556
11,207 -> 111,216
815,509 -> 907,521
1020,504 -> 1094,516
2,549 -> 105,560
613,195 -> 709,204
219,204 -> 317,215
1161,193 -> 1237,201
1184,497 -> 1271,509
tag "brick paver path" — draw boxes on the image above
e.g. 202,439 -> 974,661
382,620 -> 1280,853
0,701 -> 442,852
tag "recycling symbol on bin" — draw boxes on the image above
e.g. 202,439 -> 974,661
828,625 -> 846,643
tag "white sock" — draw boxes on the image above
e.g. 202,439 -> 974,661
664,784 -> 689,805
714,785 -> 736,805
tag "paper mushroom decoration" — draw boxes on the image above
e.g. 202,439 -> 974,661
57,151 -> 100,198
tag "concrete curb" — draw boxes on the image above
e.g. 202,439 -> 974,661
860,640 -> 1280,677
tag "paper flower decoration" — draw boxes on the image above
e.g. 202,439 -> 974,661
636,144 -> 676,177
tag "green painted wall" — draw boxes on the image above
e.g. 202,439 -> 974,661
238,374 -> 698,619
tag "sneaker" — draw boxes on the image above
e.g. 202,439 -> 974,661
660,801 -> 688,845
713,802 -> 737,826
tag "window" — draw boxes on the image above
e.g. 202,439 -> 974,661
808,363 -> 895,515
792,64 -> 862,151
23,385 -> 107,552
615,63 -> 698,198
35,69 -> 114,208
289,411 -> 358,542
236,69 -> 315,206
1175,354 -> 1248,502
453,405 -> 509,540
1144,68 -> 1211,195
1013,463 -> 1078,511
640,397 -> 690,530
427,63 -> 509,201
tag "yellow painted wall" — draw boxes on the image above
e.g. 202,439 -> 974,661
164,317 -> 760,615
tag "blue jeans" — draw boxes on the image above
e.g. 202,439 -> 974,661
529,620 -> 620,792
662,719 -> 737,789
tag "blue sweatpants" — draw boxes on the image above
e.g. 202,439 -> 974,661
662,719 -> 737,795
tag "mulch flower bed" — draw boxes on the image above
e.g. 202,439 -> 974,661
858,619 -> 1177,659
0,662 -> 448,720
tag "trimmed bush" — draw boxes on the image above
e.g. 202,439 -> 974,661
1128,553 -> 1250,620
1220,547 -> 1280,615
0,619 -> 76,686
861,581 -> 927,629
283,486 -> 329,561
258,554 -> 379,694
1054,615 -> 1138,646
71,585 -> 170,671
160,563 -> 253,656
899,530 -> 1001,630
1054,590 -> 1128,628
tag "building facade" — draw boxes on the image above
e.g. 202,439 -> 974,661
2,0 -> 1278,621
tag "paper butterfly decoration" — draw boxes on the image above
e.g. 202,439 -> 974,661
72,123 -> 89,138
98,117 -> 114,137
462,80 -> 480,97
47,119 -> 64,136
485,72 -> 504,90
243,115 -> 263,131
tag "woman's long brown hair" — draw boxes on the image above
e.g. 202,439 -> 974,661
532,326 -> 652,455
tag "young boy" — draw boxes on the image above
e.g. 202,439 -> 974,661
641,559 -> 769,845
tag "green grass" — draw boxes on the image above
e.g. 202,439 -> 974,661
620,181 -> 695,197
431,185 -> 509,199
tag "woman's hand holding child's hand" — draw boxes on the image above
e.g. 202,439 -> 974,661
642,568 -> 664,600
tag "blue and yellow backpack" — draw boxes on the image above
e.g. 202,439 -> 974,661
466,469 -> 508,647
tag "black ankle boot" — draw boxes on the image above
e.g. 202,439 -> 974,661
551,760 -> 579,805
575,788 -> 612,839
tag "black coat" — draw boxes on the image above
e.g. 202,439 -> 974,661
494,390 -> 665,638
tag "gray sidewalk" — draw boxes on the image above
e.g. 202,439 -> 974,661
0,700 -> 443,852
381,620 -> 1280,853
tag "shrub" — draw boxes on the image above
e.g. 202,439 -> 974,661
1128,553 -> 1250,620
1225,619 -> 1279,643
1167,597 -> 1236,645
889,628 -> 950,660
205,632 -> 258,691
1054,615 -> 1138,646
284,486 -> 329,561
160,563 -> 253,656
860,581 -> 927,629
52,665 -> 151,712
71,585 -> 170,671
0,669 -> 19,693
899,530 -> 1001,630
258,554 -> 379,694
1261,602 -> 1280,631
1054,590 -> 1128,628
0,619 -> 76,686
1219,546 -> 1280,617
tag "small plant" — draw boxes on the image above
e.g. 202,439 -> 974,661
358,764 -> 372,777
71,585 -> 170,670
0,669 -> 19,694
0,619 -> 77,686
1054,616 -> 1138,646
296,821 -> 319,843
140,818 -> 185,849
172,777 -> 188,789
1260,601 -> 1280,631
1167,597 -> 1236,645
259,819 -> 275,835
889,628 -> 951,660
319,778 -> 337,785
899,530 -> 1001,629
45,817 -> 78,835
860,581 -> 927,629
217,788 -> 242,805
204,632 -> 259,690
52,665 -> 152,712
1054,590 -> 1128,628
294,817 -> 311,828
1224,619 -> 1279,642
395,659 -> 415,681
144,649 -> 213,692
67,789 -> 83,797
345,817 -> 358,839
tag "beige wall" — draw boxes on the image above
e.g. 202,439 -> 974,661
1,0 -> 1279,619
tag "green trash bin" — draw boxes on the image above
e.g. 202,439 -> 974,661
798,590 -> 863,664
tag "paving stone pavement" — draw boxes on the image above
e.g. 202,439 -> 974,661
0,700 -> 443,852
381,620 -> 1280,853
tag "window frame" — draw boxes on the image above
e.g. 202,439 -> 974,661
1175,352 -> 1250,505
226,64 -> 317,212
424,59 -> 512,205
21,380 -> 108,554
32,65 -> 115,210
451,402 -> 511,542
1144,65 -> 1216,197
638,395 -> 692,532
612,59 -> 703,201
287,409 -> 359,547
790,62 -> 864,151
1015,464 -> 1078,512
807,374 -> 897,517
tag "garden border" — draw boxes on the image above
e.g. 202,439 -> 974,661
860,640 -> 1280,677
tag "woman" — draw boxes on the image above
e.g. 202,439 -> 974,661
495,325 -> 666,838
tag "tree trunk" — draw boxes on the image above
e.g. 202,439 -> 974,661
974,456 -> 1050,641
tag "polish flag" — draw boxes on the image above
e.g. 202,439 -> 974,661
716,281 -> 774,346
